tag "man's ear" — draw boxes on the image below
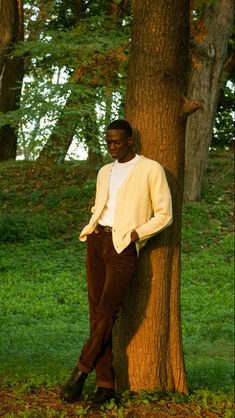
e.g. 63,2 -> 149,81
128,136 -> 134,146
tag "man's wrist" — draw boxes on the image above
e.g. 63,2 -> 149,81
131,230 -> 139,242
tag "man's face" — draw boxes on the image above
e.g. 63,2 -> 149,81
106,129 -> 133,163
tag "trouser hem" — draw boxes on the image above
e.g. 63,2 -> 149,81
77,360 -> 91,375
96,380 -> 115,389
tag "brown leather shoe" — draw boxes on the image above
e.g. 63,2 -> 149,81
59,366 -> 87,403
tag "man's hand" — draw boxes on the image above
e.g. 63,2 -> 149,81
130,230 -> 139,242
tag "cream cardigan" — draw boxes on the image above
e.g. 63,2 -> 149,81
79,155 -> 173,255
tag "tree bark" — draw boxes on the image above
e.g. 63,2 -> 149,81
108,0 -> 129,21
113,0 -> 189,393
0,0 -> 24,161
184,0 -> 234,201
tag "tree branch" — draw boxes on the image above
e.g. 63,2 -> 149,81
182,96 -> 201,117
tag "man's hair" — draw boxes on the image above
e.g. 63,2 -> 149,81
107,119 -> 133,137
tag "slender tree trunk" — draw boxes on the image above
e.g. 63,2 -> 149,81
38,0 -> 85,163
39,0 -> 127,163
184,0 -> 234,201
113,0 -> 190,393
84,110 -> 103,164
38,91 -> 82,163
0,0 -> 24,161
104,82 -> 113,130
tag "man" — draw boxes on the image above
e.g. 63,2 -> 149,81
60,119 -> 172,404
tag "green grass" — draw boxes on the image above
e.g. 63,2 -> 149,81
181,151 -> 234,392
0,160 -> 97,242
0,151 -> 234,410
182,236 -> 234,391
0,240 -> 88,387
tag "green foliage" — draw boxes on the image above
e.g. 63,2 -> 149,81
182,151 -> 234,254
0,160 -> 96,243
0,214 -> 29,242
212,83 -> 235,147
0,7 -> 130,159
62,185 -> 81,200
0,211 -> 70,243
45,193 -> 60,209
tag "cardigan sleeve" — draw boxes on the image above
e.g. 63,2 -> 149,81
135,164 -> 173,240
90,167 -> 103,214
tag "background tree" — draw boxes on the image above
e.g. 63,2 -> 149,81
0,0 -> 24,161
1,0 -> 233,192
213,35 -> 235,148
113,0 -> 197,393
37,42 -> 126,163
0,0 -> 130,162
184,0 -> 234,201
37,0 -> 86,163
36,0 -> 130,163
213,81 -> 235,147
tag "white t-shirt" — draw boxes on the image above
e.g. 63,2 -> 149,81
99,154 -> 140,226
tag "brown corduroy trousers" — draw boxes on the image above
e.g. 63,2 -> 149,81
77,226 -> 137,389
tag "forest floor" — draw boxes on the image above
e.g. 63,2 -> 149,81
1,385 -> 233,417
0,149 -> 234,417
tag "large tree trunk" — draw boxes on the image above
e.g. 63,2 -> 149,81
184,0 -> 234,201
113,0 -> 190,393
0,0 -> 24,161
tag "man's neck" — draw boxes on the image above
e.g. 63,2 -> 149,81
117,152 -> 136,163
